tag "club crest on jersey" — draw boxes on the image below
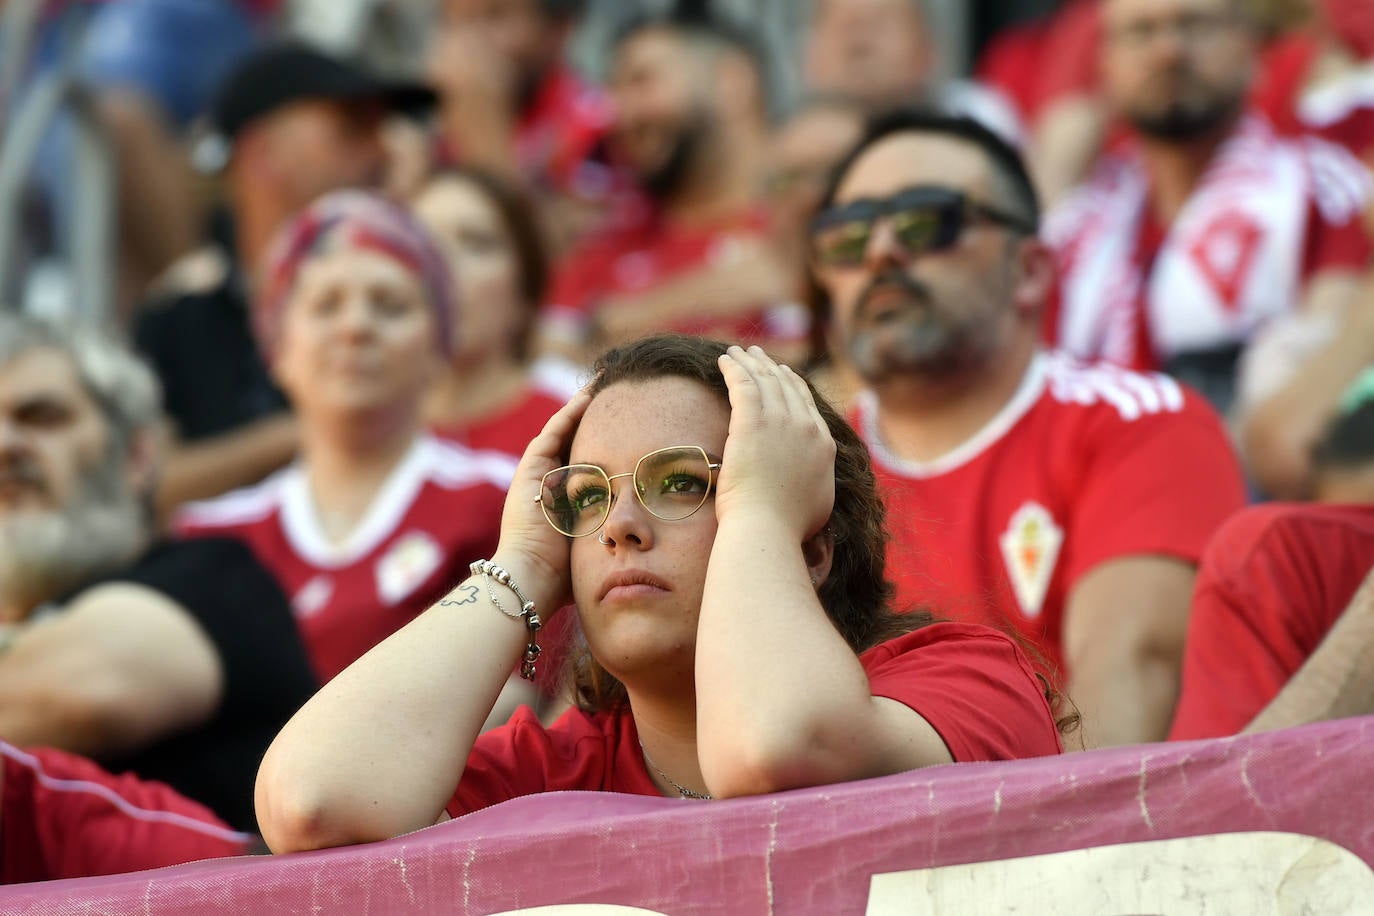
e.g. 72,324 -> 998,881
292,575 -> 334,619
999,502 -> 1063,619
376,532 -> 442,606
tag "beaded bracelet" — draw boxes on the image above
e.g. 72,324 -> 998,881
469,559 -> 542,680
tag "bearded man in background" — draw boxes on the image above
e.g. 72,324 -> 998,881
0,314 -> 314,832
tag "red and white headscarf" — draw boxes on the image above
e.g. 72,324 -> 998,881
256,189 -> 457,361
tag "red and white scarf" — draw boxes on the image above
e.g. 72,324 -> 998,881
1048,115 -> 1368,368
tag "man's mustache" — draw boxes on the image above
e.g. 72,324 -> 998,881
856,271 -> 933,321
0,461 -> 48,496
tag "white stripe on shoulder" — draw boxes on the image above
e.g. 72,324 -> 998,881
1299,136 -> 1374,224
175,468 -> 293,528
1046,352 -> 1185,422
0,741 -> 253,845
422,436 -> 520,489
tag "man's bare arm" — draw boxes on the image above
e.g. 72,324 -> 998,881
1064,556 -> 1197,749
1244,567 -> 1374,734
1239,272 -> 1370,499
0,583 -> 223,757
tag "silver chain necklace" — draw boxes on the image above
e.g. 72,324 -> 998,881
639,740 -> 712,800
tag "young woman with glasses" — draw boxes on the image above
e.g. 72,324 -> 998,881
255,335 -> 1066,852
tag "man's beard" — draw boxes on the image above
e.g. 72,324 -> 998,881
845,270 -> 990,384
0,448 -> 147,617
638,112 -> 711,201
1126,87 -> 1245,142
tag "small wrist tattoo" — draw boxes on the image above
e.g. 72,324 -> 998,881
440,583 -> 481,607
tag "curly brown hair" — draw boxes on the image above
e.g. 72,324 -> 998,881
566,335 -> 927,713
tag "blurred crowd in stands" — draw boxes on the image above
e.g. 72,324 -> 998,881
1,0 -> 1373,885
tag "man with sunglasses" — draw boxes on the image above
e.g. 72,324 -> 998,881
1044,0 -> 1372,418
810,110 -> 1247,748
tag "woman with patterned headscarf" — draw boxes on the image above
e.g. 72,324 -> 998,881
175,190 -> 518,689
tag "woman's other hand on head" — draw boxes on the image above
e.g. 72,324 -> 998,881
716,346 -> 836,539
493,384 -> 593,604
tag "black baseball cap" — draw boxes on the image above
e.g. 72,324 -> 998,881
194,42 -> 437,172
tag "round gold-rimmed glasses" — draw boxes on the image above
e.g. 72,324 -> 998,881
538,445 -> 723,538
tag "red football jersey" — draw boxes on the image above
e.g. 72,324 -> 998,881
1,742 -> 250,884
543,205 -> 807,351
176,436 -> 514,682
851,352 -> 1247,675
1169,503 -> 1374,741
447,622 -> 1062,816
1044,117 -> 1372,373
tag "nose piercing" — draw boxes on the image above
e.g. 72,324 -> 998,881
598,532 -> 612,546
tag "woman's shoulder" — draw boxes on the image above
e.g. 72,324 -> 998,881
859,620 -> 1032,668
860,621 -> 1063,761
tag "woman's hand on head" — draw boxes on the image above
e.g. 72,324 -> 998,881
493,384 -> 593,605
715,346 -> 836,539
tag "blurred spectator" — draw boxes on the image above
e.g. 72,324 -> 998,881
765,95 -> 867,409
809,110 -> 1247,747
537,8 -> 808,362
803,0 -> 1022,143
1234,272 -> 1374,498
981,0 -> 1317,205
427,0 -> 614,245
766,96 -> 867,266
6,0 -> 274,317
175,191 -> 515,687
1171,373 -> 1374,739
0,313 -> 314,830
1044,0 -> 1373,416
1,739 -> 253,884
131,42 -> 436,516
978,0 -> 1107,203
1256,0 -> 1374,163
414,168 -> 573,459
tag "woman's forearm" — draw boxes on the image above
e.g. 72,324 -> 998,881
255,556 -> 556,852
695,515 -> 877,796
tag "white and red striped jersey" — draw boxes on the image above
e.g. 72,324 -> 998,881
176,435 -> 515,682
1045,115 -> 1371,372
851,351 -> 1247,675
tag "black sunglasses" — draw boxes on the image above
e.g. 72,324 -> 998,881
809,185 -> 1037,269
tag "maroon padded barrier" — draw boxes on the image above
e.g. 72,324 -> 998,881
4,715 -> 1372,914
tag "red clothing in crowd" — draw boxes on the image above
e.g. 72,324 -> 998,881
1289,62 -> 1374,166
543,205 -> 807,351
1046,116 -> 1371,373
851,352 -> 1246,676
176,436 -> 513,682
515,65 -> 615,198
1,742 -> 250,884
1169,503 -> 1374,741
978,0 -> 1101,127
433,385 -> 568,461
447,622 -> 1062,816
438,64 -> 614,199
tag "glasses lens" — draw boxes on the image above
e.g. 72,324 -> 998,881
541,464 -> 611,536
634,447 -> 713,521
890,205 -> 957,254
812,219 -> 872,267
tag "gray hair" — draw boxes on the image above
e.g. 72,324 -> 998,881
0,312 -> 162,450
